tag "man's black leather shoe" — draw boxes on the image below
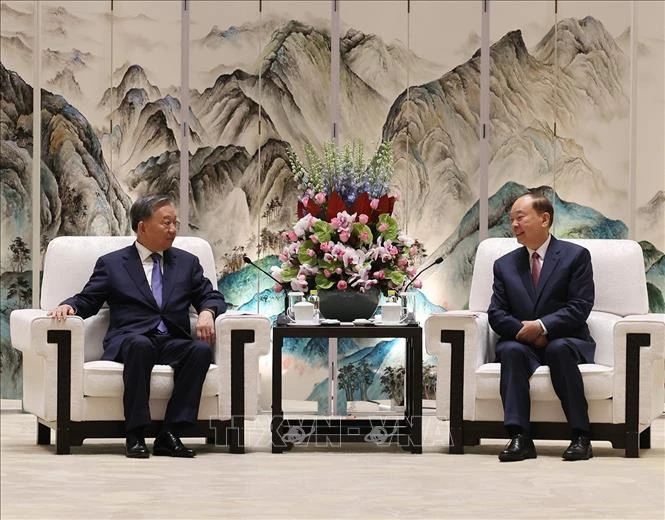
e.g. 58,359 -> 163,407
125,433 -> 149,459
498,433 -> 537,462
563,434 -> 593,461
153,431 -> 196,458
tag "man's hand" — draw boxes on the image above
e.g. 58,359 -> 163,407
195,309 -> 215,344
48,304 -> 75,322
533,334 -> 548,348
516,320 -> 544,344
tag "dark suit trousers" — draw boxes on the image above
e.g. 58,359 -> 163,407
116,333 -> 213,432
496,338 -> 590,434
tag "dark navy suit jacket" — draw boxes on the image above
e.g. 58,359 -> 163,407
63,244 -> 227,361
488,236 -> 595,363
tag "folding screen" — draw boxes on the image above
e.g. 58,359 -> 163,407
1,0 -> 663,403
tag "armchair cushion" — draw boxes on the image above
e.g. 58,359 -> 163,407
83,361 -> 220,399
475,363 -> 614,401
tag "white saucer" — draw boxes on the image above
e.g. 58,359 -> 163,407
287,320 -> 321,326
373,315 -> 409,327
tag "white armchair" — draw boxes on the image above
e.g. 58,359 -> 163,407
425,238 -> 664,457
10,236 -> 271,454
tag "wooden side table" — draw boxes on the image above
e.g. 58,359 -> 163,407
271,321 -> 423,453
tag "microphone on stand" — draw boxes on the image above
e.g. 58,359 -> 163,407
243,256 -> 288,314
403,256 -> 444,293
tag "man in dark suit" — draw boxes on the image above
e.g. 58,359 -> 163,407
49,195 -> 227,458
488,191 -> 595,462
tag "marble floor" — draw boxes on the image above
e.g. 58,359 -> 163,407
1,400 -> 664,519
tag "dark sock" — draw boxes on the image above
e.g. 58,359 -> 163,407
127,427 -> 145,441
506,425 -> 524,437
161,422 -> 188,436
572,428 -> 589,439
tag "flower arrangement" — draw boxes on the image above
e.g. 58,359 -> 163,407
271,140 -> 424,295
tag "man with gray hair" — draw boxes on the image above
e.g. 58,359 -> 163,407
50,195 -> 227,458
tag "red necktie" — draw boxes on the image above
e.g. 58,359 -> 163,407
531,252 -> 541,287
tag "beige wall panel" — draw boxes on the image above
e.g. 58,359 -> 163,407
188,1 -> 262,279
109,0 -> 181,195
635,1 -> 665,251
555,0 -> 632,229
0,0 -> 35,398
488,1 -> 555,202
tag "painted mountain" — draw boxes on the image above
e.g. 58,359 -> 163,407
144,15 -> 660,279
0,63 -> 132,266
383,18 -> 634,256
423,181 -> 631,309
1,6 -> 664,401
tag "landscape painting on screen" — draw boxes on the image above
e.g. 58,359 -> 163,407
1,1 -> 663,402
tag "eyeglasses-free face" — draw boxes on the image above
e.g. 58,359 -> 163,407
138,204 -> 179,252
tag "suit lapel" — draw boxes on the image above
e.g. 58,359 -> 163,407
123,245 -> 158,307
518,247 -> 537,301
161,248 -> 177,304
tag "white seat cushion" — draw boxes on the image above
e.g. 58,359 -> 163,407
83,361 -> 220,399
475,363 -> 614,401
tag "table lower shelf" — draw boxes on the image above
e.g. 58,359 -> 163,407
271,417 -> 422,454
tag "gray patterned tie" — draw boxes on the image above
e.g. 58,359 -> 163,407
150,253 -> 167,333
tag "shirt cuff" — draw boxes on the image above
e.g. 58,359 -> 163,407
537,319 -> 548,336
201,308 -> 215,318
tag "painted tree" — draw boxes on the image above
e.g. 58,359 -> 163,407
422,364 -> 437,400
9,237 -> 30,272
337,364 -> 358,402
7,275 -> 31,308
357,361 -> 374,401
380,365 -> 405,406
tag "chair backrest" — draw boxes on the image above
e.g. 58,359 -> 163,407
40,236 -> 217,310
468,238 -> 648,316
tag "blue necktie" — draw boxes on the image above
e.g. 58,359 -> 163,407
150,253 -> 167,333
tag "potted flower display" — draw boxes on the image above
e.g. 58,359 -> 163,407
271,140 -> 425,321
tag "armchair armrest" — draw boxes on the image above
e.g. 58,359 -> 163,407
612,314 -> 665,429
424,311 -> 490,422
214,314 -> 271,420
10,309 -> 84,356
9,310 -> 86,423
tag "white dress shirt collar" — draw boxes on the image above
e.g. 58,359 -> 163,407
527,234 -> 551,261
135,241 -> 162,263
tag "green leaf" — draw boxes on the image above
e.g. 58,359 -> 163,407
352,222 -> 373,245
313,220 -> 333,242
377,214 -> 399,241
386,269 -> 406,286
315,273 -> 334,290
298,240 -> 317,265
280,266 -> 299,281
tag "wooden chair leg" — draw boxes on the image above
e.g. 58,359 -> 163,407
228,417 -> 245,454
37,422 -> 51,445
625,430 -> 639,458
449,427 -> 465,454
640,427 -> 651,449
55,426 -> 71,455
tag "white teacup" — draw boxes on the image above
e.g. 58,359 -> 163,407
289,301 -> 316,323
381,301 -> 404,324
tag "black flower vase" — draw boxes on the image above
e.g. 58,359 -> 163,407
318,286 -> 381,321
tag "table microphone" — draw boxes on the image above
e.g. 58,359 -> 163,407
242,256 -> 288,313
402,256 -> 444,292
